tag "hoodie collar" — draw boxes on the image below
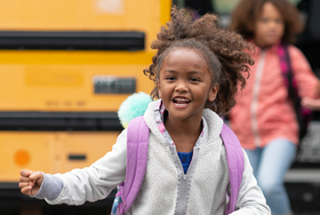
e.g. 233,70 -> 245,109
143,100 -> 223,148
249,39 -> 281,56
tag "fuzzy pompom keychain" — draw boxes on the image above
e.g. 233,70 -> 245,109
117,92 -> 153,128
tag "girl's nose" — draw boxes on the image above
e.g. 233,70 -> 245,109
269,20 -> 279,29
175,80 -> 188,92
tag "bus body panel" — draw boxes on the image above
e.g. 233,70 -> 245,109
0,0 -> 171,186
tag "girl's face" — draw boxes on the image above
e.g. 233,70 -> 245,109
158,48 -> 218,122
254,2 -> 284,47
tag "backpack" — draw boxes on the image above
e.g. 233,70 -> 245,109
277,42 -> 313,143
111,116 -> 244,215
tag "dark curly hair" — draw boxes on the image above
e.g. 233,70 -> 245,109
143,6 -> 254,115
229,0 -> 304,44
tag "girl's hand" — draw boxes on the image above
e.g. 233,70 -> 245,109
19,169 -> 44,196
317,81 -> 320,96
301,97 -> 320,110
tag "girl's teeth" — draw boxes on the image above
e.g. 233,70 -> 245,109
175,98 -> 189,102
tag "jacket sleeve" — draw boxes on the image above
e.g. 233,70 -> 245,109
290,45 -> 320,98
35,129 -> 128,205
230,149 -> 271,215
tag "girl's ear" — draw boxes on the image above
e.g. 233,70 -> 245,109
208,84 -> 219,102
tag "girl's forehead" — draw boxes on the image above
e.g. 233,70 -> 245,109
163,48 -> 207,66
158,45 -> 217,83
165,47 -> 206,62
168,47 -> 201,54
260,2 -> 282,17
160,48 -> 214,79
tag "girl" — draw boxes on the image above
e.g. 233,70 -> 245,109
19,7 -> 271,214
229,1 -> 320,215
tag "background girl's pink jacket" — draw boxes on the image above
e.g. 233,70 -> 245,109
229,43 -> 319,149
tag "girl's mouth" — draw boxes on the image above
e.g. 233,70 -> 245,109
172,97 -> 191,108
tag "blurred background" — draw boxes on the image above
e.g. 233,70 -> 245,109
0,0 -> 319,214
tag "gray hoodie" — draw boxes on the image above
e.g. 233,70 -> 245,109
33,101 -> 270,215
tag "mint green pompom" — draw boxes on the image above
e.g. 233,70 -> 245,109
118,92 -> 152,128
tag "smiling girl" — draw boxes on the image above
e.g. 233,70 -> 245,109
18,7 -> 271,214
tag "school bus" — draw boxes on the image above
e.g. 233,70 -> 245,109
0,0 -> 171,201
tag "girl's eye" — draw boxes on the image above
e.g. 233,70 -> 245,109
190,78 -> 200,82
166,77 -> 176,81
275,19 -> 282,24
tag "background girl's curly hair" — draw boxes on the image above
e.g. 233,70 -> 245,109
229,0 -> 304,44
143,6 -> 254,115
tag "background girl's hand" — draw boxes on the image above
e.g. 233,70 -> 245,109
317,81 -> 320,95
301,97 -> 320,110
19,169 -> 44,196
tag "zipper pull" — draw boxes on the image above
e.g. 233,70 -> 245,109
183,175 -> 187,180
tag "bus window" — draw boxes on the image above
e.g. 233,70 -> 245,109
173,0 -> 214,14
213,0 -> 301,14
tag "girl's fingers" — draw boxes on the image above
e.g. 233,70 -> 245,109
20,186 -> 32,195
19,182 -> 30,189
19,170 -> 42,196
19,169 -> 41,196
302,98 -> 320,110
29,172 -> 43,182
20,169 -> 33,177
19,176 -> 30,182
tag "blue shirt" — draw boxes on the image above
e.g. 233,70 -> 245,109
177,151 -> 193,174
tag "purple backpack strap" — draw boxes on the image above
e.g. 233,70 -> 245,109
118,116 -> 149,214
220,123 -> 244,215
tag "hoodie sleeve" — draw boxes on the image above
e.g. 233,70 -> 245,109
290,45 -> 320,99
32,129 -> 128,205
230,149 -> 271,215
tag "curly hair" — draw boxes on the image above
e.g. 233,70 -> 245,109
229,0 -> 304,44
143,6 -> 254,115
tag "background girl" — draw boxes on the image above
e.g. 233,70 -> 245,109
19,7 -> 270,214
229,1 -> 320,215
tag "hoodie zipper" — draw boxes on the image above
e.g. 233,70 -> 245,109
171,145 -> 198,215
251,50 -> 266,147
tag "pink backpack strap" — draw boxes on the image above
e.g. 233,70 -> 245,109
118,116 -> 149,214
220,123 -> 244,215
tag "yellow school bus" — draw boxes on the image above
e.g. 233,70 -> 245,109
0,0 -> 171,190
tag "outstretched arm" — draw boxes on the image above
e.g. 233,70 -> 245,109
230,150 -> 271,215
19,129 -> 128,205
